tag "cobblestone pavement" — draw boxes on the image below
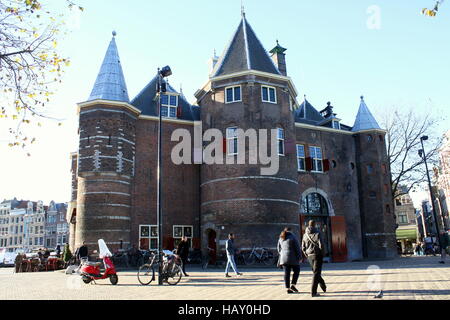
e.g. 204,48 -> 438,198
1,256 -> 449,300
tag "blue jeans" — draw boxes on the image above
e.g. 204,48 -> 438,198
225,254 -> 239,275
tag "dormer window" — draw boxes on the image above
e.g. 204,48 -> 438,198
332,120 -> 341,130
225,86 -> 241,103
160,94 -> 178,118
262,86 -> 276,104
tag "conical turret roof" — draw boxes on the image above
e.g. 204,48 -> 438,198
210,15 -> 281,78
352,96 -> 381,132
88,33 -> 130,103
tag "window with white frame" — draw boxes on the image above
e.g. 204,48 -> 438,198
262,86 -> 277,103
225,86 -> 241,103
277,128 -> 285,155
160,94 -> 178,118
226,127 -> 238,155
173,225 -> 193,248
332,120 -> 341,130
309,146 -> 323,172
139,225 -> 158,250
297,145 -> 306,171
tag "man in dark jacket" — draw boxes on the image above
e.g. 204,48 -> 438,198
302,220 -> 327,297
225,233 -> 242,277
177,236 -> 190,276
76,242 -> 89,260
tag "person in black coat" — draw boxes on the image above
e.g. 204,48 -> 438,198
176,236 -> 190,276
76,242 -> 89,260
277,227 -> 302,294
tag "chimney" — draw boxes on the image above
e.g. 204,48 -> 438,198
270,40 -> 287,76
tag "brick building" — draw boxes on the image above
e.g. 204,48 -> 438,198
67,14 -> 397,261
45,201 -> 69,249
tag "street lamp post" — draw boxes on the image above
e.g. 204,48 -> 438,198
419,135 -> 442,252
156,66 -> 172,285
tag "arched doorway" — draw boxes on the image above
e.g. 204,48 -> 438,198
301,192 -> 332,260
205,229 -> 217,264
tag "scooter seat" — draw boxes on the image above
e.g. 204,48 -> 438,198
85,262 -> 102,267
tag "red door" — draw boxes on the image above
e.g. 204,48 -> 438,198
330,216 -> 348,262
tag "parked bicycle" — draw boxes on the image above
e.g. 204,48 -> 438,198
137,250 -> 183,285
244,246 -> 275,265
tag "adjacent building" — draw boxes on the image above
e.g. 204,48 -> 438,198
394,186 -> 419,251
67,13 -> 397,262
434,130 -> 450,231
0,198 -> 69,252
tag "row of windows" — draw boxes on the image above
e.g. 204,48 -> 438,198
0,236 -> 44,247
296,145 -> 324,172
225,85 -> 277,104
226,128 -> 285,156
139,225 -> 193,250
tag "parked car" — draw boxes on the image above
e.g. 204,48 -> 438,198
0,249 -> 17,267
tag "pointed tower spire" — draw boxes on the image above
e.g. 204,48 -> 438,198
210,15 -> 281,78
88,32 -> 130,103
352,96 -> 381,132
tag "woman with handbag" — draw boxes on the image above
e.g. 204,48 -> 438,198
277,227 -> 302,294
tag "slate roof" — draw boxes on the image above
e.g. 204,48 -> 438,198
294,98 -> 325,125
88,34 -> 130,103
210,15 -> 281,77
352,97 -> 381,132
131,76 -> 200,121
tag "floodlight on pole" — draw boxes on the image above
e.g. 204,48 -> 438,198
156,65 -> 172,286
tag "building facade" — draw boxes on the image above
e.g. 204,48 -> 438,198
67,14 -> 397,261
45,201 -> 69,248
394,186 -> 419,251
434,130 -> 450,231
0,199 -> 69,252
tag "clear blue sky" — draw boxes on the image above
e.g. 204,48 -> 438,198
0,0 -> 449,205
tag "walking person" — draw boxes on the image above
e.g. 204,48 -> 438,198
55,245 -> 61,258
302,220 -> 327,297
439,231 -> 449,264
225,233 -> 243,278
177,236 -> 191,276
277,227 -> 301,294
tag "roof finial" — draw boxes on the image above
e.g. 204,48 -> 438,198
241,0 -> 245,18
361,95 -> 364,101
112,30 -> 117,37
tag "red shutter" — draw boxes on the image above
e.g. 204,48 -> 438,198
305,157 -> 313,171
176,106 -> 182,118
323,159 -> 330,172
222,138 -> 227,154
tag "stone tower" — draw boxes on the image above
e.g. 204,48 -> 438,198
74,33 -> 139,251
353,97 -> 397,259
195,14 -> 300,250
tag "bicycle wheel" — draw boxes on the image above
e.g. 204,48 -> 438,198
262,252 -> 275,265
245,253 -> 255,265
166,265 -> 182,285
138,264 -> 155,285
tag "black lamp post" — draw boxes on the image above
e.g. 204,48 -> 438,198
419,135 -> 442,252
156,65 -> 172,285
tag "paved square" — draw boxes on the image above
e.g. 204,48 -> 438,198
1,256 -> 449,300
